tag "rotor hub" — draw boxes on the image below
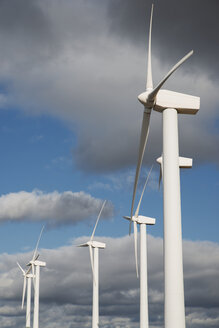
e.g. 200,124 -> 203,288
138,91 -> 154,108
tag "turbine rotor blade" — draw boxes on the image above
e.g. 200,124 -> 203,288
21,276 -> 27,309
129,218 -> 132,235
146,4 -> 154,90
159,166 -> 162,189
130,110 -> 151,224
158,154 -> 163,190
133,221 -> 139,278
17,262 -> 25,275
88,244 -> 96,285
90,200 -> 106,241
32,225 -> 44,261
148,50 -> 193,101
135,165 -> 153,218
26,265 -> 32,275
123,216 -> 131,221
76,243 -> 89,247
31,264 -> 36,290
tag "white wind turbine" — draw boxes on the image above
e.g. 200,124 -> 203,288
26,226 -> 46,328
77,200 -> 106,328
17,262 -> 34,328
124,166 -> 155,328
131,4 -> 200,328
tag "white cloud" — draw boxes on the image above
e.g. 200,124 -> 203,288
0,190 -> 113,226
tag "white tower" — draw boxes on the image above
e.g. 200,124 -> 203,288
26,226 -> 46,328
32,260 -> 46,328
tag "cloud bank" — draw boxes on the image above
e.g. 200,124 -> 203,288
1,235 -> 219,327
0,0 -> 217,173
0,190 -> 113,226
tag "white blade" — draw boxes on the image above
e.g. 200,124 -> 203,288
90,200 -> 106,241
35,254 -> 40,261
149,50 -> 193,101
26,265 -> 32,275
123,216 -> 131,222
21,276 -> 26,309
146,4 -> 154,90
133,221 -> 139,278
32,264 -> 35,290
32,225 -> 45,261
76,243 -> 89,247
159,166 -> 162,189
17,262 -> 25,275
88,244 -> 96,285
158,155 -> 163,190
135,165 -> 153,218
130,110 -> 151,233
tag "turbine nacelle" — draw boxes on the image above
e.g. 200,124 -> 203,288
156,155 -> 193,168
124,215 -> 155,225
138,89 -> 200,115
25,273 -> 34,278
27,259 -> 46,267
33,260 -> 46,267
154,89 -> 200,114
78,240 -> 106,249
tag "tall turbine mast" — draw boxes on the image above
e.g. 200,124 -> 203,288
124,167 -> 155,328
32,260 -> 46,328
26,226 -> 46,328
131,5 -> 200,328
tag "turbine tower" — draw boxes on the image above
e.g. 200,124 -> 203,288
77,200 -> 106,328
131,5 -> 200,328
124,166 -> 155,328
17,262 -> 34,328
31,260 -> 46,328
26,226 -> 46,328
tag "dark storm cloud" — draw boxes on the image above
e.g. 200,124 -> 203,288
0,0 -> 217,172
1,236 -> 219,327
0,0 -> 48,37
107,0 -> 219,80
0,0 -> 56,72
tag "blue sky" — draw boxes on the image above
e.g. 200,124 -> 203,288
0,0 -> 218,327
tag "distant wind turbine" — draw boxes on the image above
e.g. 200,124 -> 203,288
17,262 -> 34,328
124,167 -> 155,328
26,226 -> 46,328
77,200 -> 106,328
131,4 -> 200,328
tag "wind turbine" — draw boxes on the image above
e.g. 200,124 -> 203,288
17,262 -> 34,328
77,200 -> 106,328
26,226 -> 46,328
124,167 -> 155,328
131,4 -> 200,328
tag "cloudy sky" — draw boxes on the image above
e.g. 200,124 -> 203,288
0,0 -> 218,327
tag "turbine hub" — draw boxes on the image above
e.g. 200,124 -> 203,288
138,91 -> 154,108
